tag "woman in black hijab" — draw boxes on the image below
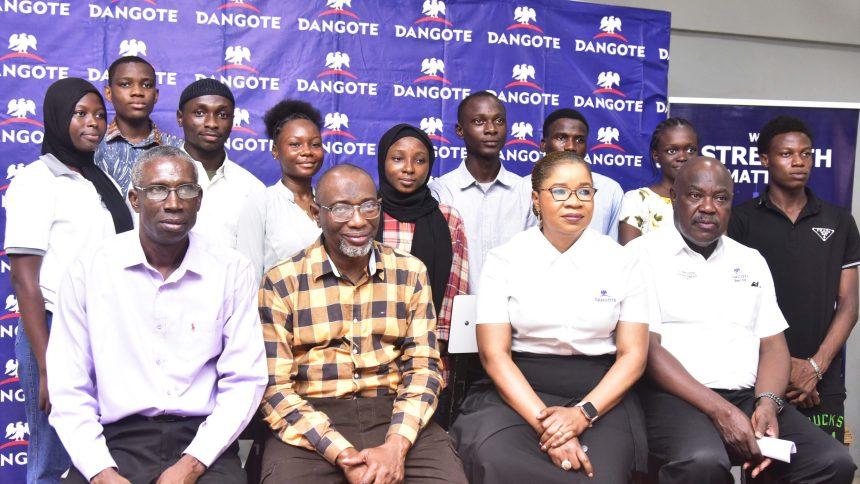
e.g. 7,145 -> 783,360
5,77 -> 132,483
376,123 -> 470,424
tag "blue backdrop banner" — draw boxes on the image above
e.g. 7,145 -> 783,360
0,1 -> 669,480
670,102 -> 859,208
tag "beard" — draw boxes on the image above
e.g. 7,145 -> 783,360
339,239 -> 372,258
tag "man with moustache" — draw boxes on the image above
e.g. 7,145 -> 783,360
429,91 -> 535,292
258,165 -> 467,483
628,157 -> 855,483
47,146 -> 267,483
176,79 -> 264,248
95,56 -> 182,191
730,116 -> 860,443
540,108 -> 624,239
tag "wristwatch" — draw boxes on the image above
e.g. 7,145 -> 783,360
576,402 -> 599,425
754,392 -> 786,414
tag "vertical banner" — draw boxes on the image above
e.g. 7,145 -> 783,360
0,1 -> 669,479
670,101 -> 859,208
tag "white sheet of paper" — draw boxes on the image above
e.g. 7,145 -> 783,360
757,436 -> 797,463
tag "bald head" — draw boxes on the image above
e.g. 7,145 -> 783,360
671,156 -> 734,248
315,164 -> 376,205
312,164 -> 379,260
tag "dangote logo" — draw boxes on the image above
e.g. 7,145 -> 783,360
595,16 -> 627,42
505,122 -> 538,148
1,34 -> 44,63
321,51 -> 355,79
509,6 -> 541,32
219,0 -> 260,12
4,295 -> 18,314
416,58 -> 449,84
594,71 -> 624,97
220,45 -> 257,74
118,39 -> 147,57
196,0 -> 282,29
594,289 -> 616,303
320,0 -> 359,19
591,127 -> 624,152
322,112 -> 354,140
0,358 -> 19,387
420,117 -> 449,144
1,99 -> 41,128
232,108 -> 256,136
506,64 -> 541,91
1,421 -> 28,450
417,0 -> 450,26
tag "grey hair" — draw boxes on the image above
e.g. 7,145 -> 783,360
130,145 -> 199,188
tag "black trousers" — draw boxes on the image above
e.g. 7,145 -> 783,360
63,416 -> 244,484
640,385 -> 856,484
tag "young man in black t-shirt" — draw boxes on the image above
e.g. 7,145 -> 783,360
729,116 -> 860,443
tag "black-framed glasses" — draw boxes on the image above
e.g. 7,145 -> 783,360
134,184 -> 202,201
539,186 -> 598,202
317,199 -> 382,222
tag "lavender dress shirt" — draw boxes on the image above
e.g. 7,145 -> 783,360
47,231 -> 267,480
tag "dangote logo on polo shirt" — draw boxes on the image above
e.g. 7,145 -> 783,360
812,227 -> 835,242
594,290 -> 616,303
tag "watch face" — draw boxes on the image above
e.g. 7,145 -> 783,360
581,402 -> 598,420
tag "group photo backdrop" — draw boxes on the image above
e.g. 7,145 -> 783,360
0,0 -> 672,480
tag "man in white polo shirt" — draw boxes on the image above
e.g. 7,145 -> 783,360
628,157 -> 855,484
176,79 -> 264,248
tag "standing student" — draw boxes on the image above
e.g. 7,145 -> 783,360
95,56 -> 181,191
177,79 -> 264,247
619,117 -> 698,245
729,116 -> 860,443
5,78 -> 133,483
540,108 -> 624,240
429,91 -> 534,291
237,100 -> 322,279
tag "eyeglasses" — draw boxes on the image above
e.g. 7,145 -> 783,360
317,200 -> 382,222
134,184 -> 202,202
539,186 -> 598,202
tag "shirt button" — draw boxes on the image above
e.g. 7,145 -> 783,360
353,347 -> 359,354
353,318 -> 358,323
353,373 -> 360,379
166,390 -> 173,396
155,358 -> 162,365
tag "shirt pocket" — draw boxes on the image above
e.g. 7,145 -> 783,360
178,318 -> 224,364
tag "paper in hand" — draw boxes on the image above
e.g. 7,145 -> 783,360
757,436 -> 797,463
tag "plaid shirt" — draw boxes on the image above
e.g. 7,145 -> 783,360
259,238 -> 443,464
381,203 -> 469,341
95,120 -> 182,190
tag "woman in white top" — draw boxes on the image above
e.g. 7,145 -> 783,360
451,151 -> 651,483
237,100 -> 323,279
6,78 -> 133,483
619,117 -> 698,245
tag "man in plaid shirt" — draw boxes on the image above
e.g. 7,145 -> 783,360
258,164 -> 467,483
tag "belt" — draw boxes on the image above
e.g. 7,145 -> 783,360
119,414 -> 198,424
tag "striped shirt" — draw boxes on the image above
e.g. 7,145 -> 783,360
259,238 -> 442,464
381,203 -> 469,341
94,120 -> 182,191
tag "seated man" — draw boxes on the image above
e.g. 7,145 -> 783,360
628,157 -> 855,484
47,145 -> 267,483
258,164 -> 467,483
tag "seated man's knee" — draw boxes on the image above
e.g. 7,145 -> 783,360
818,444 -> 856,483
662,447 -> 730,481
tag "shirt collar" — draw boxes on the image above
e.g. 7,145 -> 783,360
529,226 -> 597,266
661,223 -> 726,261
118,230 -> 207,278
309,237 -> 384,282
758,186 -> 821,217
104,120 -> 166,147
182,145 -> 232,182
40,153 -> 78,177
453,160 -> 518,190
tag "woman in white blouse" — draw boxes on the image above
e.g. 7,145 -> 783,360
237,100 -> 323,279
451,151 -> 651,483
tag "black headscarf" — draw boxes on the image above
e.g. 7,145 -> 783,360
376,124 -> 452,313
41,78 -> 133,233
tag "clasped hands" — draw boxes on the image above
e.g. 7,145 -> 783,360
536,406 -> 594,477
336,434 -> 410,484
786,357 -> 820,409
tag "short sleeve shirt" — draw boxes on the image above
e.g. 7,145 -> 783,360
729,188 -> 860,395
476,227 -> 654,356
628,225 -> 788,390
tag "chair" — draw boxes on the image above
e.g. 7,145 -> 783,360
445,295 -> 484,428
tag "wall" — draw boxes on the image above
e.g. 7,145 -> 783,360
580,0 -> 860,472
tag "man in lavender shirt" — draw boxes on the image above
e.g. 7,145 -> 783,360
46,145 -> 267,483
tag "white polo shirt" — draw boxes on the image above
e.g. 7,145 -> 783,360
188,150 -> 265,249
476,227 -> 653,356
627,225 -> 788,390
4,154 -> 120,312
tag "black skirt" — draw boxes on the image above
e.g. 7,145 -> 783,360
450,352 -> 647,483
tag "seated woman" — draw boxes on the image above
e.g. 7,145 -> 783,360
618,117 -> 698,245
237,100 -> 323,279
451,151 -> 651,483
376,124 -> 469,424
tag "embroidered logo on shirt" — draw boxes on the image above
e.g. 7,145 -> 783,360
751,281 -> 760,287
677,270 -> 697,280
812,227 -> 835,242
594,289 -> 616,303
732,267 -> 749,283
